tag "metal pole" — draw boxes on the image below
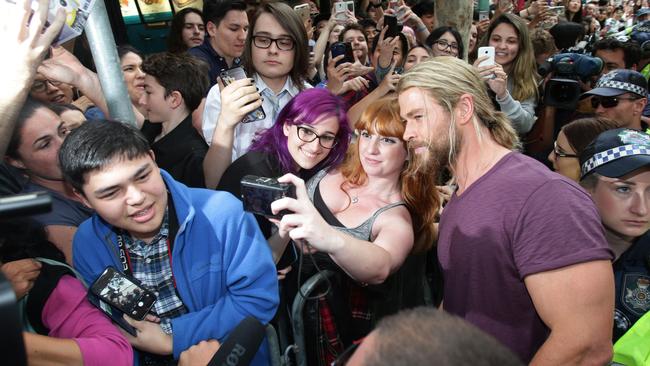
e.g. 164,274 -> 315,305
85,0 -> 137,125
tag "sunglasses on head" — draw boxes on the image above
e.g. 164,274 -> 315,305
590,95 -> 641,109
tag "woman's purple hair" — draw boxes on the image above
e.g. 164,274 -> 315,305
249,88 -> 351,174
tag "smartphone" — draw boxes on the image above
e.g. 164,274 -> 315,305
345,0 -> 354,14
335,1 -> 347,21
477,0 -> 490,21
478,46 -> 495,68
240,175 -> 295,219
393,66 -> 404,75
87,293 -> 138,337
384,15 -> 402,38
548,5 -> 565,16
90,267 -> 156,321
219,67 -> 266,124
294,3 -> 310,23
331,41 -> 354,66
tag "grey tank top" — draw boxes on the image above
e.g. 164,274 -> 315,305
306,169 -> 406,241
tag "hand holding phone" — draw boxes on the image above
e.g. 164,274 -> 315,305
330,42 -> 354,67
383,15 -> 402,38
477,46 -> 495,68
219,67 -> 266,124
477,46 -> 496,79
294,3 -> 310,23
90,267 -> 157,321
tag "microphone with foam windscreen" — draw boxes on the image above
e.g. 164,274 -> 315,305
207,316 -> 266,366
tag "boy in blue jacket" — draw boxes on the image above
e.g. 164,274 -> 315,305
58,121 -> 278,365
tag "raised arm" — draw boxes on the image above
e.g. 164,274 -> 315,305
0,0 -> 65,155
347,65 -> 399,127
272,174 -> 413,284
202,78 -> 262,188
39,47 -> 146,127
314,13 -> 336,70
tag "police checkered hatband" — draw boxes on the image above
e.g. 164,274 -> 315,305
581,145 -> 650,176
595,79 -> 647,96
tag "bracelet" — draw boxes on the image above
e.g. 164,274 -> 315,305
416,23 -> 427,33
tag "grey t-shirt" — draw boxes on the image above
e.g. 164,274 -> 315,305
438,152 -> 613,363
22,182 -> 93,227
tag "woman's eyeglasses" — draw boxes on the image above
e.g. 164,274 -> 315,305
296,126 -> 338,149
553,141 -> 578,158
252,35 -> 295,51
31,79 -> 63,93
590,95 -> 640,109
433,39 -> 459,54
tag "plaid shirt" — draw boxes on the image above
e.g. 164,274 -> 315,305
121,209 -> 187,334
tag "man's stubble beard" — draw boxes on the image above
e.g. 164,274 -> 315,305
408,124 -> 462,180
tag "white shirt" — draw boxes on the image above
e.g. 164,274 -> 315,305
202,73 -> 311,161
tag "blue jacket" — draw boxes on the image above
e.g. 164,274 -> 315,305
73,170 -> 279,364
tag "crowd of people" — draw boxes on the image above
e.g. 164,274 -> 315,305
2,0 -> 650,364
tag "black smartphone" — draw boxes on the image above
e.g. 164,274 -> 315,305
331,41 -> 354,67
240,175 -> 295,219
384,15 -> 402,39
393,66 -> 404,75
87,292 -> 138,337
90,267 -> 156,321
219,67 -> 266,123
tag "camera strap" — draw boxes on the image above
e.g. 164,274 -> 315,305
116,193 -> 179,287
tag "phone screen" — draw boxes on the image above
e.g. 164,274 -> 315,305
90,268 -> 156,320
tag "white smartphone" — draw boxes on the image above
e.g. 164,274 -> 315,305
294,3 -> 310,23
478,46 -> 495,68
345,0 -> 354,14
335,1 -> 347,21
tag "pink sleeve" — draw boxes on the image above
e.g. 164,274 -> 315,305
41,275 -> 133,366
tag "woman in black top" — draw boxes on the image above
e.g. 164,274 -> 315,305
218,88 -> 351,242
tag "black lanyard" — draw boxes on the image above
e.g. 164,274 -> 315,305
116,194 -> 179,284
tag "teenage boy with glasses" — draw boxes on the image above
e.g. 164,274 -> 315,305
581,69 -> 648,131
202,2 -> 311,188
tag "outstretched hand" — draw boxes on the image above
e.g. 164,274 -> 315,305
38,47 -> 89,87
0,0 -> 65,90
271,174 -> 339,254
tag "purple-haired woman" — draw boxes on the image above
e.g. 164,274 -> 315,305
217,88 -> 351,244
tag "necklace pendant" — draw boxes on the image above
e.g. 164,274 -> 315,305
351,196 -> 359,204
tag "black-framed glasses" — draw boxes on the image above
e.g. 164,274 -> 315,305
330,343 -> 360,366
590,95 -> 640,109
296,126 -> 338,149
31,79 -> 63,93
433,39 -> 459,54
252,35 -> 295,51
553,141 -> 578,158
